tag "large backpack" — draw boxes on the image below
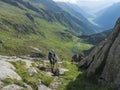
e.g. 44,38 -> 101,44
54,68 -> 60,76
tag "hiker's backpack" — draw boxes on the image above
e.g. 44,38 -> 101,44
54,68 -> 60,76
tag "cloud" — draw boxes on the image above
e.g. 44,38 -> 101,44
53,0 -> 78,3
54,0 -> 120,4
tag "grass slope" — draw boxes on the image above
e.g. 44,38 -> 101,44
0,0 -> 92,59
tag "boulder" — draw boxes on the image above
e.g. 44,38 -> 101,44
59,68 -> 69,75
0,81 -> 3,88
0,61 -> 22,80
30,47 -> 46,58
38,80 -> 51,90
0,60 -> 15,70
24,83 -> 33,90
28,67 -> 37,76
1,84 -> 23,90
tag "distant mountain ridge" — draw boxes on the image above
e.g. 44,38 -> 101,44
79,30 -> 112,45
94,3 -> 120,31
30,0 -> 96,35
56,2 -> 97,34
1,0 -> 97,35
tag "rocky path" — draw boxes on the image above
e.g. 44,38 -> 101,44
50,76 -> 60,90
0,55 -> 69,90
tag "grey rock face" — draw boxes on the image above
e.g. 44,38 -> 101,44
0,81 -> 3,88
38,80 -> 51,90
0,61 -> 22,80
79,18 -> 120,89
30,47 -> 46,58
1,84 -> 23,90
28,67 -> 37,76
0,55 -> 53,90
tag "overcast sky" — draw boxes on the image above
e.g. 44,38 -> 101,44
54,0 -> 120,14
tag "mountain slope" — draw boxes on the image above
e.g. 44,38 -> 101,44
56,2 -> 97,34
79,30 -> 112,45
94,3 -> 120,31
57,2 -> 89,22
2,0 -> 96,35
31,0 -> 96,35
0,0 -> 93,57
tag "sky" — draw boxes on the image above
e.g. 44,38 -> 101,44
53,0 -> 120,14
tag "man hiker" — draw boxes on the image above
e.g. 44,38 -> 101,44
48,49 -> 57,73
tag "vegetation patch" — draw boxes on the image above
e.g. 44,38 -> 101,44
10,60 -> 53,90
53,61 -> 114,90
2,78 -> 26,88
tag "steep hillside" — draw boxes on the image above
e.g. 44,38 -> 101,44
79,30 -> 112,45
56,2 -> 89,22
94,3 -> 120,31
79,18 -> 120,90
56,2 -> 97,34
0,0 -> 93,58
30,0 -> 96,35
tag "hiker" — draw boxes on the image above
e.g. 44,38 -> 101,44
48,49 -> 57,73
78,54 -> 84,61
72,54 -> 84,63
71,54 -> 77,63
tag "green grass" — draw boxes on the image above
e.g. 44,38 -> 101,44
66,72 -> 113,90
0,16 -> 92,59
57,61 -> 80,90
10,60 -> 54,90
7,60 -> 113,90
56,61 -> 113,90
0,0 -> 93,59
2,78 -> 27,89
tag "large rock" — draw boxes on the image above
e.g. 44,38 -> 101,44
0,61 -> 22,80
24,83 -> 33,90
79,18 -> 120,89
30,47 -> 46,58
0,81 -> 3,88
1,84 -> 23,90
38,80 -> 51,90
28,67 -> 37,76
59,68 -> 69,75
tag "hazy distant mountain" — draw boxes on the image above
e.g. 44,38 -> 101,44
30,0 -> 96,35
57,3 -> 89,22
57,2 -> 93,19
94,3 -> 120,31
56,2 -> 97,34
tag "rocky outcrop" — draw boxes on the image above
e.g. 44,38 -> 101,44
0,81 -> 3,88
79,18 -> 120,89
0,61 -> 22,81
28,67 -> 37,76
30,47 -> 46,58
38,80 -> 51,90
1,84 -> 23,90
0,55 -> 51,90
